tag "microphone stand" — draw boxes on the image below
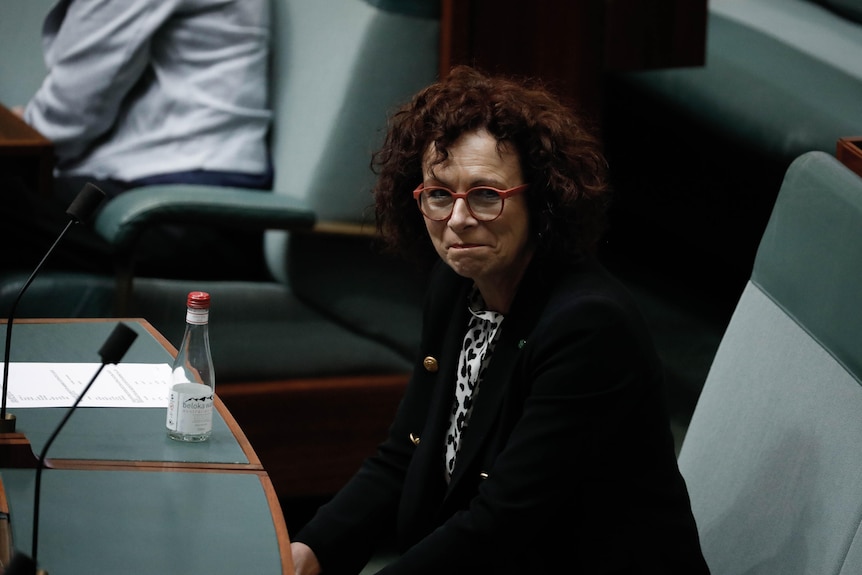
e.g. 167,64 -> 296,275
1,219 -> 77,432
3,322 -> 138,575
1,184 -> 105,436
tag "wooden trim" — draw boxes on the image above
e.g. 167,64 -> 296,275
439,0 -> 471,78
260,473 -> 295,575
44,460 -> 263,473
0,104 -> 50,147
215,394 -> 263,467
837,137 -> 862,178
310,220 -> 378,236
0,472 -> 12,570
0,433 -> 40,468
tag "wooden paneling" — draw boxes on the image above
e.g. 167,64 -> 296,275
440,0 -> 707,117
219,373 -> 409,497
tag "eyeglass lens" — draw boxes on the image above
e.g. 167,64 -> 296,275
419,187 -> 504,221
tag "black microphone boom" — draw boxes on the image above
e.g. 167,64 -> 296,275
3,323 -> 138,575
0,183 -> 106,433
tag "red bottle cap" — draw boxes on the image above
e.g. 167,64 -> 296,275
186,291 -> 211,309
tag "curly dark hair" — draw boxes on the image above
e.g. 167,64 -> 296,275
373,65 -> 610,267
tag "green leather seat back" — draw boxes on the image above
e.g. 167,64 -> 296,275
618,0 -> 862,161
261,0 -> 439,360
263,0 -> 439,283
678,152 -> 862,573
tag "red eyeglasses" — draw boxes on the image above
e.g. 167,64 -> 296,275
413,183 -> 529,222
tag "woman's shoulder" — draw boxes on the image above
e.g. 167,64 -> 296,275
523,257 -> 652,339
533,257 -> 637,310
532,259 -> 661,365
421,256 -> 645,329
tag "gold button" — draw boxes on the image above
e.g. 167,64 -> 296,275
409,433 -> 421,445
422,356 -> 438,372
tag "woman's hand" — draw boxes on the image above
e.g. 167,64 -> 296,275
291,541 -> 322,575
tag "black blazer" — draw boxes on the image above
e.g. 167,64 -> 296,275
295,257 -> 709,574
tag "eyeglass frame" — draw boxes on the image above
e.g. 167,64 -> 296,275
412,182 -> 530,222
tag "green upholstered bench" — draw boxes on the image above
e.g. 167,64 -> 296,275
599,0 -> 862,424
0,0 -> 439,500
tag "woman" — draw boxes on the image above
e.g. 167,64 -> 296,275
291,66 -> 709,574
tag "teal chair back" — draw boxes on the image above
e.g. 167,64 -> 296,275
678,151 -> 862,573
264,0 -> 439,283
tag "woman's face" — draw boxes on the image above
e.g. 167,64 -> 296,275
421,129 -> 534,308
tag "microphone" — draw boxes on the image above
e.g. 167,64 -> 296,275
3,322 -> 138,575
1,183 -> 106,434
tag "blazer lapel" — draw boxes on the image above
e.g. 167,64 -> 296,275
416,303 -> 469,470
443,259 -> 557,492
444,325 -> 524,489
398,273 -> 471,539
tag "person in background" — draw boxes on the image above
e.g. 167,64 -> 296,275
289,65 -> 710,574
4,0 -> 272,278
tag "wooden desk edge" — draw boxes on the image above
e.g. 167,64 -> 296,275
1,318 -> 295,573
0,472 -> 11,569
0,102 -> 52,146
260,472 -> 296,575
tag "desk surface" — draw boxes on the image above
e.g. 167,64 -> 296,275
2,319 -> 257,469
3,468 -> 288,575
0,318 -> 293,574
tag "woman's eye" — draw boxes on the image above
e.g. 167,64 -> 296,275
471,188 -> 501,201
427,188 -> 451,199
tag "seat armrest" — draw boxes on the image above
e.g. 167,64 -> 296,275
93,184 -> 316,251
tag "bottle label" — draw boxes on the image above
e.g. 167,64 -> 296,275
166,382 -> 213,435
186,308 -> 209,325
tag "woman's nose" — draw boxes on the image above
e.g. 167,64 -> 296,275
448,197 -> 477,228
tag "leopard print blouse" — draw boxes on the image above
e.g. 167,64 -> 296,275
444,288 -> 504,482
